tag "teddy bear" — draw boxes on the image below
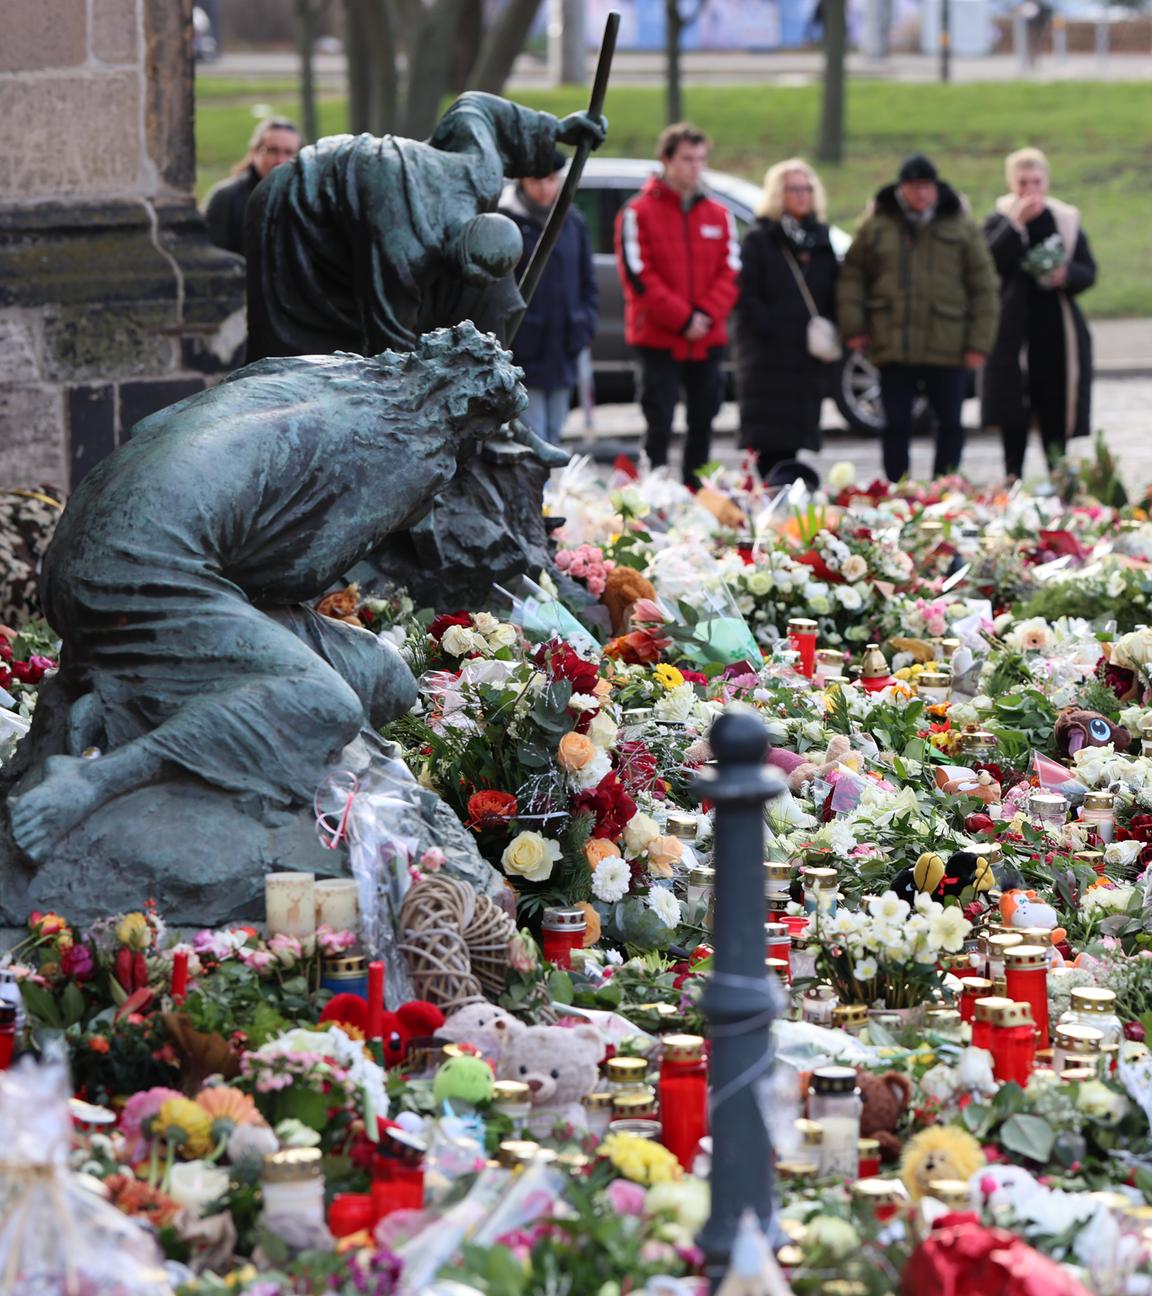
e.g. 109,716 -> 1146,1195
1054,707 -> 1132,759
857,1069 -> 913,1163
437,1001 -> 526,1066
766,734 -> 855,794
318,997 -> 445,1067
899,1125 -> 986,1203
934,765 -> 1001,805
999,890 -> 1067,957
600,566 -> 659,637
432,1054 -> 495,1109
496,1023 -> 605,1137
891,850 -> 995,907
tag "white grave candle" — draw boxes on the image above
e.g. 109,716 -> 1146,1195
264,872 -> 315,937
314,878 -> 359,934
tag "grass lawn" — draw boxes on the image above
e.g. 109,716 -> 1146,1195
195,78 -> 1152,317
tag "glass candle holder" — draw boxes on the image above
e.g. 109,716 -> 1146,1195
541,907 -> 586,969
1053,1023 -> 1105,1076
765,921 -> 791,975
851,1177 -> 908,1224
916,670 -> 952,705
802,866 -> 839,917
1081,791 -> 1116,845
1029,791 -> 1068,829
808,1066 -> 861,1179
764,861 -> 793,919
985,932 -> 1024,981
788,618 -> 818,678
815,648 -> 846,684
604,1056 -> 650,1094
831,1003 -> 869,1037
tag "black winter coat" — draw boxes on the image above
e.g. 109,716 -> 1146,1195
733,219 -> 839,454
500,186 -> 598,391
204,165 -> 260,257
981,198 -> 1095,439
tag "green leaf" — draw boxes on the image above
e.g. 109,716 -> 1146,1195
60,980 -> 87,1029
1135,1166 -> 1152,1205
961,1103 -> 994,1138
20,981 -> 62,1029
546,970 -> 574,1005
991,1080 -> 1025,1118
1000,1113 -> 1055,1163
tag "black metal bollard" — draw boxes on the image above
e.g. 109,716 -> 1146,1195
694,708 -> 787,1290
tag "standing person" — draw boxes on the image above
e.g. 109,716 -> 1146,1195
837,154 -> 999,482
615,123 -> 741,488
982,147 -> 1096,479
203,117 -> 302,256
734,158 -> 839,481
499,150 -> 598,446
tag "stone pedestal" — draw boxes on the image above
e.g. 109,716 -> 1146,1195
0,0 -> 245,490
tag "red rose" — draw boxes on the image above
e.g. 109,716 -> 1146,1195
535,642 -> 600,696
1130,814 -> 1152,842
466,790 -> 518,830
1097,655 -> 1137,700
964,813 -> 996,835
428,612 -> 472,642
573,772 -> 636,840
604,629 -> 668,665
61,944 -> 94,981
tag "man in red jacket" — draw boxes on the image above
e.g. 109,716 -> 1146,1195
615,123 -> 740,487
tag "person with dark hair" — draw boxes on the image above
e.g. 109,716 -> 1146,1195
203,116 -> 302,256
838,153 -> 999,482
499,150 -> 598,446
614,122 -> 740,489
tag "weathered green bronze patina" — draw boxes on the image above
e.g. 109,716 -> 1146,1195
1,325 -> 521,922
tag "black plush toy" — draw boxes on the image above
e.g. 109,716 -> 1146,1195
891,850 -> 995,906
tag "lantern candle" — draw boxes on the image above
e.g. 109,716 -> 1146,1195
857,643 -> 893,694
814,648 -> 846,684
988,999 -> 1037,1085
764,861 -> 793,920
958,976 -> 993,1024
264,871 -> 315,937
1005,943 -> 1050,1048
787,618 -> 818,678
315,878 -> 360,934
541,906 -> 587,969
171,950 -> 189,1004
972,996 -> 1014,1051
1080,791 -> 1116,845
765,921 -> 791,977
659,1034 -> 709,1169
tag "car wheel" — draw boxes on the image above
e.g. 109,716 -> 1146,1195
833,352 -> 934,436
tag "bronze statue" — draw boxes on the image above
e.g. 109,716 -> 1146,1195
7,324 -> 523,868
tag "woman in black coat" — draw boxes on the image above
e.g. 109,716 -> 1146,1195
981,147 -> 1096,479
734,158 -> 840,481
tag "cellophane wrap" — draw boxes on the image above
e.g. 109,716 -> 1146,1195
0,1052 -> 174,1296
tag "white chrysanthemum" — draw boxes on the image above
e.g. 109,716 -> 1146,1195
568,692 -> 601,713
592,855 -> 631,903
647,887 -> 682,929
653,682 -> 696,724
836,584 -> 863,611
853,956 -> 878,982
867,892 -> 911,925
808,593 -> 832,615
566,749 -> 612,791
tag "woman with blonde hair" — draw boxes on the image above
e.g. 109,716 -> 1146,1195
734,158 -> 839,481
982,147 -> 1096,478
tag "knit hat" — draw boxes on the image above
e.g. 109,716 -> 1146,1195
548,148 -> 569,174
897,153 -> 939,184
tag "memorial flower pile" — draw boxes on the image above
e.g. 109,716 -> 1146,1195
13,458 -> 1152,1293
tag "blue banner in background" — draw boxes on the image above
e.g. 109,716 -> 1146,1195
585,0 -> 818,50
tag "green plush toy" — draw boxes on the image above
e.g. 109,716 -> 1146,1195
432,1054 -> 494,1107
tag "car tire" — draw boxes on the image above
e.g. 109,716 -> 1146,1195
833,352 -> 934,436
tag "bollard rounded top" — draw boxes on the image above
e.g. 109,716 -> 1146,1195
710,709 -> 769,765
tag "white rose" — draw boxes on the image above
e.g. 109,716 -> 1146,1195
827,461 -> 855,492
808,593 -> 831,616
167,1162 -> 231,1220
587,712 -> 619,749
472,612 -> 499,634
1104,840 -> 1142,868
841,555 -> 868,583
440,624 -> 476,656
746,570 -> 773,596
623,811 -> 661,854
836,585 -> 863,611
486,622 -> 519,649
501,831 -> 562,882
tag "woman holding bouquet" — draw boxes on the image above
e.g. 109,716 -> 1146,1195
982,147 -> 1096,479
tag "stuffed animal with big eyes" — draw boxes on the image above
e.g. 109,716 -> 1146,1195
1054,708 -> 1131,759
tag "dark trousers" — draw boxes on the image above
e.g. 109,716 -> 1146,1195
635,347 -> 724,489
1001,371 -> 1067,478
879,363 -> 967,482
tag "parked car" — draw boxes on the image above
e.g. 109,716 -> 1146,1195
571,157 -> 904,435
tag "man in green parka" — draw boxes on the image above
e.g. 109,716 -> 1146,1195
837,154 -> 999,482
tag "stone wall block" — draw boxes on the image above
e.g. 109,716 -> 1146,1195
0,0 -> 86,73
0,387 -> 67,488
145,0 -> 195,195
42,303 -> 175,384
0,74 -> 142,201
92,0 -> 142,64
0,314 -> 42,383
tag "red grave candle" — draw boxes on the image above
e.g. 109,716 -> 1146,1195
365,961 -> 385,1042
971,996 -> 1013,1052
0,1005 -> 15,1071
787,619 -> 818,678
171,950 -> 189,1004
988,999 -> 1037,1085
659,1033 -> 709,1170
1005,944 -> 1050,1049
958,976 -> 993,1025
541,906 -> 586,969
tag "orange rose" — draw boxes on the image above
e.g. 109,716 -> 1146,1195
557,731 -> 597,772
647,835 -> 682,878
593,678 -> 613,699
576,902 -> 601,947
584,837 -> 620,870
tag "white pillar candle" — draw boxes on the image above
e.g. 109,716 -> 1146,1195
314,878 -> 360,934
264,871 -> 315,937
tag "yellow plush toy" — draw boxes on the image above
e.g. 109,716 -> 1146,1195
899,1125 -> 986,1202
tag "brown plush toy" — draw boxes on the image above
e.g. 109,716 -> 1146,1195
1054,707 -> 1132,758
601,566 -> 658,636
857,1069 -> 914,1163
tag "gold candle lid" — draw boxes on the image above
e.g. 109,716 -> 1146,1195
1061,1067 -> 1099,1084
1004,943 -> 1048,970
857,1137 -> 881,1155
924,1007 -> 962,1029
987,933 -> 1025,953
1054,1024 -> 1104,1052
687,866 -> 716,887
262,1147 -> 322,1182
917,671 -> 951,687
816,648 -> 845,666
611,1090 -> 658,1117
832,1003 -> 869,1028
662,1033 -> 705,1063
851,1177 -> 907,1206
776,1161 -> 818,1180
605,1056 -> 649,1082
1070,988 -> 1118,1013
556,1151 -> 592,1172
990,1000 -> 1034,1028
323,955 -> 367,975
927,1179 -> 972,1209
1016,927 -> 1054,948
788,618 -> 818,633
973,996 -> 1016,1023
497,1139 -> 543,1168
960,730 -> 996,749
582,1090 -> 615,1111
795,1118 -> 824,1145
491,1080 -> 531,1103
803,866 -> 838,888
1083,791 -> 1116,810
960,976 -> 994,994
764,861 -> 793,883
665,812 -> 699,840
765,957 -> 790,977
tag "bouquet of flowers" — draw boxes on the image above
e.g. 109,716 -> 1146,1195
1021,232 -> 1065,281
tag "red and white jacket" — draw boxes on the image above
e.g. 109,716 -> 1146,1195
615,175 -> 741,360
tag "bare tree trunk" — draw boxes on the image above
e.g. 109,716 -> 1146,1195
448,0 -> 484,93
665,0 -> 683,123
344,0 -> 397,134
293,0 -> 319,141
403,0 -> 458,137
817,0 -> 846,163
469,0 -> 545,94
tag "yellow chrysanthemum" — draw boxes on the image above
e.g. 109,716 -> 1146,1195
115,911 -> 153,951
653,664 -> 685,691
599,1131 -> 683,1185
157,1097 -> 213,1158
